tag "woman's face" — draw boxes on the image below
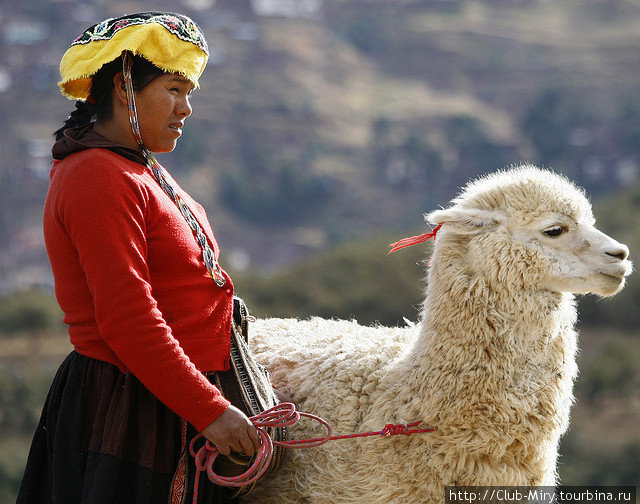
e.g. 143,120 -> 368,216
135,73 -> 194,153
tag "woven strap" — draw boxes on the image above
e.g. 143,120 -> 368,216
121,50 -> 226,287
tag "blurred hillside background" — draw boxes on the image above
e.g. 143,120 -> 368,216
1,0 -> 639,500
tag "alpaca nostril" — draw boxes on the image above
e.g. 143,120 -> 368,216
606,245 -> 629,261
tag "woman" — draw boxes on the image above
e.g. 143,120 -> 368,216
18,12 -> 260,504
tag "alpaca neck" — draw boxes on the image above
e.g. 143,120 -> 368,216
394,257 -> 578,424
421,271 -> 573,355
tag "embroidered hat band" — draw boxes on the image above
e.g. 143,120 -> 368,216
58,12 -> 209,100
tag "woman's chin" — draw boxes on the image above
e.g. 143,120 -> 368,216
148,141 -> 178,154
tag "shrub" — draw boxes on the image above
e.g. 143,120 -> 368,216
0,289 -> 63,336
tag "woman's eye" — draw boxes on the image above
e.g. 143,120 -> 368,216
543,226 -> 566,237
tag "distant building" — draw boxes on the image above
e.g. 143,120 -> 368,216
251,0 -> 323,19
2,20 -> 49,45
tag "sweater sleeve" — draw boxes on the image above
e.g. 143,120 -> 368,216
54,156 -> 230,431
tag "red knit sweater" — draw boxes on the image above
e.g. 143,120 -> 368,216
44,147 -> 233,431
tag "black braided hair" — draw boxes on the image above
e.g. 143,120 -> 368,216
54,54 -> 164,141
54,100 -> 97,139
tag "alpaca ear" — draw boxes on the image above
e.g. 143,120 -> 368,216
425,206 -> 504,230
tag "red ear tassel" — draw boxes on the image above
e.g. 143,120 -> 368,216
388,223 -> 442,254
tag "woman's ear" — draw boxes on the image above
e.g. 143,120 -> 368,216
112,72 -> 128,106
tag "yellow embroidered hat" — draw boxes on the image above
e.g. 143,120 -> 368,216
59,12 -> 209,100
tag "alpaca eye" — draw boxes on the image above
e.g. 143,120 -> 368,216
543,226 -> 566,237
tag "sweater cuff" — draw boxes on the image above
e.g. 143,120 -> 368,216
190,394 -> 232,432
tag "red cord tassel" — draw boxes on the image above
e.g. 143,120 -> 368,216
388,223 -> 442,254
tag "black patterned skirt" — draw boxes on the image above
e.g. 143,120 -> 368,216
16,351 -> 238,504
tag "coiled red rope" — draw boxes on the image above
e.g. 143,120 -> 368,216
189,402 -> 436,502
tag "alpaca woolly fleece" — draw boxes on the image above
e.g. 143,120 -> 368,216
242,165 -> 631,504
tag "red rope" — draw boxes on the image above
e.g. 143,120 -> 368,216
189,403 -> 436,501
388,223 -> 442,254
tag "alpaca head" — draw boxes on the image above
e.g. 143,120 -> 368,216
426,165 -> 632,297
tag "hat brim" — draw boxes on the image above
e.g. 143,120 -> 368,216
59,22 -> 208,100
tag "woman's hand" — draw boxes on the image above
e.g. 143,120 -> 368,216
201,405 -> 261,456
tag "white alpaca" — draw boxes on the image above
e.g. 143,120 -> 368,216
242,166 -> 632,504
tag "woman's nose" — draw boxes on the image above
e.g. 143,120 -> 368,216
177,96 -> 192,117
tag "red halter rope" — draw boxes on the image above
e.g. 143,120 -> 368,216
189,402 -> 436,501
388,223 -> 443,253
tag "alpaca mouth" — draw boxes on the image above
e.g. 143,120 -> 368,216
596,272 -> 627,297
605,269 -> 630,280
601,273 -> 625,282
598,260 -> 632,280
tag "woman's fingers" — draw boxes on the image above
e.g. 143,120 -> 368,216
248,423 -> 261,453
236,429 -> 256,456
234,420 -> 261,456
202,405 -> 261,456
216,441 -> 232,456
